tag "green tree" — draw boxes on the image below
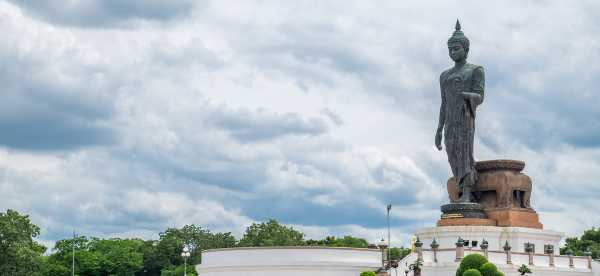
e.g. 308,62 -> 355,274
389,247 -> 412,260
138,240 -> 163,276
45,236 -> 144,276
561,227 -> 600,259
154,224 -> 236,269
45,235 -> 97,276
0,209 -> 46,276
305,236 -> 368,248
160,264 -> 198,276
40,256 -> 70,276
90,238 -> 144,275
238,219 -> 304,247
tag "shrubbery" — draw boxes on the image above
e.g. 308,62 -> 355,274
456,254 -> 488,276
479,262 -> 498,276
463,268 -> 482,276
518,264 -> 532,275
456,254 -> 505,276
360,271 -> 376,276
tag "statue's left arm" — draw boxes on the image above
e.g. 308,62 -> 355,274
462,66 -> 485,114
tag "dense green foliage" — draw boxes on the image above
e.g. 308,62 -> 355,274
306,235 -> 369,247
0,209 -> 47,276
36,219 -> 237,275
360,271 -> 376,276
456,254 -> 488,276
389,246 -> 412,260
463,268 -> 482,276
455,255 -> 504,276
478,262 -> 498,276
160,264 -> 198,276
561,227 -> 600,259
43,236 -> 145,276
238,219 -> 305,246
2,210 -> 385,275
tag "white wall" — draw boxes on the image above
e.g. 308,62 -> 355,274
592,261 -> 600,276
415,226 -> 563,254
197,246 -> 382,276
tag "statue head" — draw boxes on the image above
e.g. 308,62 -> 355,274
447,20 -> 470,62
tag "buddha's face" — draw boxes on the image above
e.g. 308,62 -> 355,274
448,42 -> 467,62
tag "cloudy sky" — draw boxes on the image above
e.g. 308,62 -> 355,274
1,0 -> 599,247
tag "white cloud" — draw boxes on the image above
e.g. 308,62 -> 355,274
0,0 -> 599,247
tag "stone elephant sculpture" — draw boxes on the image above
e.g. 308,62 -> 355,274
447,160 -> 532,209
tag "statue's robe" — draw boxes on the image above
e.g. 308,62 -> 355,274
440,63 -> 485,188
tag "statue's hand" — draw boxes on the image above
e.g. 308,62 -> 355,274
435,130 -> 442,151
461,92 -> 480,101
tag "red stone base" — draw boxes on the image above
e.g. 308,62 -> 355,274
437,217 -> 497,227
485,208 -> 543,229
437,208 -> 543,229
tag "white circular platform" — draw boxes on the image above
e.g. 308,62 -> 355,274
415,226 -> 563,254
197,246 -> 382,276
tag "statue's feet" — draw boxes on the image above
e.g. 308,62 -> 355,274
458,194 -> 471,203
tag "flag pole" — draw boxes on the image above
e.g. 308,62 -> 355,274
72,229 -> 75,276
387,204 -> 392,267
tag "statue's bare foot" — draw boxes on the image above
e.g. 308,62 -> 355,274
458,195 -> 471,203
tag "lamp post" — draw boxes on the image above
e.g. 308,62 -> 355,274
480,239 -> 489,259
181,245 -> 191,276
72,229 -> 75,276
431,238 -> 439,263
378,238 -> 388,269
387,204 -> 391,265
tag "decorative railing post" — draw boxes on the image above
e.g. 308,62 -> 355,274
525,242 -> 534,266
455,237 -> 465,262
415,236 -> 423,262
566,248 -> 574,268
545,244 -> 555,267
430,238 -> 439,263
503,241 -> 512,265
584,251 -> 592,269
480,239 -> 489,259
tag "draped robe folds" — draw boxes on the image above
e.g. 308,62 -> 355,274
440,63 -> 485,189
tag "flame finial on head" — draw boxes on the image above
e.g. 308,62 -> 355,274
448,19 -> 469,50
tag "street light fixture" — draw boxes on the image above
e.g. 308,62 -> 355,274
181,245 -> 191,276
378,238 -> 388,270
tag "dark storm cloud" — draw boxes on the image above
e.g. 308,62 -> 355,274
478,53 -> 600,151
209,108 -> 328,142
0,115 -> 114,151
0,52 -> 117,150
8,0 -> 198,28
243,197 -> 422,228
128,150 -> 269,193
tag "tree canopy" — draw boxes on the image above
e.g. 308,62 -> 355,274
0,209 -> 46,276
305,235 -> 369,248
1,209 -> 417,275
44,236 -> 145,276
389,246 -> 412,260
238,219 -> 305,247
561,227 -> 600,259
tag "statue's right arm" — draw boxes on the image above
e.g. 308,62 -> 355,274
437,73 -> 446,133
435,73 -> 446,150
